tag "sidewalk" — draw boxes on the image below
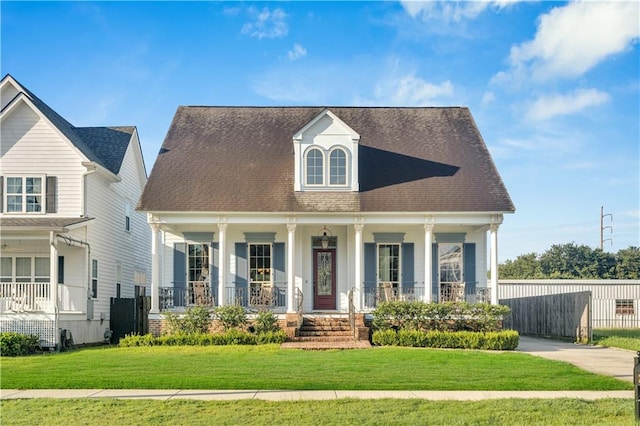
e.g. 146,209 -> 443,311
0,389 -> 633,401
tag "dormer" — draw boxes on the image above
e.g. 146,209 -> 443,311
293,109 -> 360,192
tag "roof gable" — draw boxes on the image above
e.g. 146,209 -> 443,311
0,74 -> 134,176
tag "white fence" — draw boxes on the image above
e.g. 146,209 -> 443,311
498,280 -> 640,329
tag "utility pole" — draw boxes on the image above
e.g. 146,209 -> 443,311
600,206 -> 613,250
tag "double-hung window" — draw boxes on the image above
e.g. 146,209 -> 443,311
0,256 -> 49,283
378,243 -> 400,293
249,243 -> 272,288
91,259 -> 98,298
6,176 -> 45,213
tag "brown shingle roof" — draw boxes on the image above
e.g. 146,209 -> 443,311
138,107 -> 514,213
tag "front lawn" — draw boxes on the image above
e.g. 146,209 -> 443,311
0,345 -> 630,390
0,398 -> 635,426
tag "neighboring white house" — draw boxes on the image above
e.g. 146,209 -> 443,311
138,107 -> 515,328
0,74 -> 151,346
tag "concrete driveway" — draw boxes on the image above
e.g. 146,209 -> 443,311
516,335 -> 637,382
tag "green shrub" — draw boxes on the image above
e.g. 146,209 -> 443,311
161,307 -> 212,335
182,306 -> 212,334
371,329 -> 399,346
253,311 -> 280,334
372,329 -> 519,350
117,329 -> 286,347
0,332 -> 40,356
372,301 -> 510,333
256,330 -> 287,344
215,305 -> 248,330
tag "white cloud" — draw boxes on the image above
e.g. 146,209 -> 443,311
481,91 -> 495,106
288,43 -> 307,60
362,72 -> 454,106
241,7 -> 288,39
400,0 -> 517,22
525,88 -> 610,121
504,1 -> 640,82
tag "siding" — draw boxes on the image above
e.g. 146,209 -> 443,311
499,280 -> 640,328
0,103 -> 84,216
84,138 -> 150,320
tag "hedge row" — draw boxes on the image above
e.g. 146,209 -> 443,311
372,329 -> 519,350
0,332 -> 40,357
118,329 -> 287,347
372,301 -> 510,333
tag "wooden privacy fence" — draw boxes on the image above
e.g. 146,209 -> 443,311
501,291 -> 591,342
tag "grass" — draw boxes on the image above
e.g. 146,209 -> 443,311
0,345 -> 631,390
593,329 -> 640,351
0,398 -> 635,425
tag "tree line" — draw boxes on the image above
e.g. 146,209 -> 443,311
499,243 -> 640,279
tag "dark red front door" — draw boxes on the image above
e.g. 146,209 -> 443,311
313,248 -> 336,310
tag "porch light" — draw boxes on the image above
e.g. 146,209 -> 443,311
319,226 -> 332,249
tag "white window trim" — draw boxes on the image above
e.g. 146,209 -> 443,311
377,243 -> 402,290
304,147 -> 325,187
4,174 -> 46,214
124,202 -> 131,232
248,242 -> 273,288
91,259 -> 99,299
328,147 -> 349,188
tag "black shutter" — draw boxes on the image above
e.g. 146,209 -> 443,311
46,176 -> 57,213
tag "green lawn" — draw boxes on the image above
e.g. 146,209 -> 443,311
0,345 -> 631,390
0,398 -> 635,425
593,329 -> 640,351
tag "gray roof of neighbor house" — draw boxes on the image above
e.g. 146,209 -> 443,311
1,74 -> 135,175
138,106 -> 515,213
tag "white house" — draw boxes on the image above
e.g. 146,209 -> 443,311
138,107 -> 515,334
0,74 -> 151,346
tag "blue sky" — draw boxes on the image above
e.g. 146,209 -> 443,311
2,1 -> 638,261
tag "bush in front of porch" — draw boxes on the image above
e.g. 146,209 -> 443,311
0,332 -> 40,357
371,301 -> 518,350
121,306 -> 286,347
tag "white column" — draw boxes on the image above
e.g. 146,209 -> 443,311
354,223 -> 364,311
424,224 -> 434,303
286,223 -> 296,313
49,231 -> 58,314
490,224 -> 499,305
150,224 -> 161,313
217,224 -> 227,306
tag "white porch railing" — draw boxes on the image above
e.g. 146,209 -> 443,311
0,282 -> 86,313
0,282 -> 53,312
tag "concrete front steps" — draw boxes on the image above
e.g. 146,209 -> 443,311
281,315 -> 371,350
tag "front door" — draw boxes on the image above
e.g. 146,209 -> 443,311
313,248 -> 336,310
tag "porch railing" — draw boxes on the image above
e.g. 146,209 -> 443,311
363,283 -> 425,310
226,284 -> 287,312
0,282 -> 52,312
159,284 -> 216,311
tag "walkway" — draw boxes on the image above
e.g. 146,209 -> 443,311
516,335 -> 636,383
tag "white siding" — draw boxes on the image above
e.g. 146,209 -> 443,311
84,138 -> 150,320
1,84 -> 19,110
0,102 -> 84,216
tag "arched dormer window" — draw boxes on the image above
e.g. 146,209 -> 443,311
329,148 -> 347,186
306,148 -> 324,186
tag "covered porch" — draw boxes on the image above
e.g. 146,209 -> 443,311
149,212 -> 503,316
